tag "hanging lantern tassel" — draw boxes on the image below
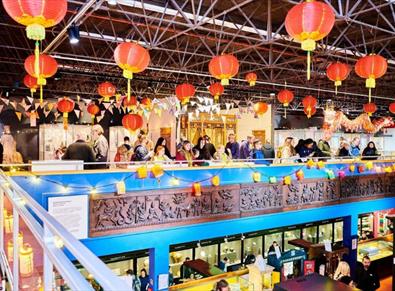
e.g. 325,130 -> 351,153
123,69 -> 133,102
91,115 -> 95,125
192,182 -> 202,197
63,112 -> 68,130
301,39 -> 315,81
366,78 -> 375,103
307,50 -> 311,80
284,107 -> 287,119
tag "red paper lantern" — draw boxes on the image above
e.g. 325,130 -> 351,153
277,89 -> 294,107
114,42 -> 150,101
3,0 -> 67,41
208,82 -> 224,102
355,54 -> 387,102
304,106 -> 317,118
326,62 -> 350,94
23,74 -> 38,94
302,95 -> 317,111
175,83 -> 195,105
245,72 -> 257,86
285,1 -> 335,80
87,103 -> 100,124
122,113 -> 144,133
24,53 -> 58,103
57,97 -> 75,130
389,103 -> 395,114
208,54 -> 239,85
363,102 -> 377,117
122,96 -> 138,110
141,97 -> 152,109
97,82 -> 116,102
253,102 -> 268,116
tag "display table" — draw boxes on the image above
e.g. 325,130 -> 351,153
357,234 -> 393,261
273,273 -> 359,291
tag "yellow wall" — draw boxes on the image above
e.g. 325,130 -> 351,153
221,106 -> 273,143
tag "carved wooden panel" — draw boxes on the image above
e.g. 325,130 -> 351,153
89,185 -> 240,236
240,183 -> 282,212
339,174 -> 394,199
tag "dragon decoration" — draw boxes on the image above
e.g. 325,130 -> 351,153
324,110 -> 394,135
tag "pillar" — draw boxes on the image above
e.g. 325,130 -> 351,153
149,243 -> 169,291
342,214 -> 359,278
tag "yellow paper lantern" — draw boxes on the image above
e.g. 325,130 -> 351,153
296,170 -> 304,180
349,165 -> 355,172
19,243 -> 34,277
4,212 -> 13,234
306,159 -> 315,169
392,163 -> 395,171
283,176 -> 292,185
384,166 -> 393,173
316,161 -> 325,169
192,183 -> 202,197
137,166 -> 148,179
366,161 -> 373,170
151,164 -> 164,178
116,181 -> 126,195
211,175 -> 220,186
252,172 -> 261,183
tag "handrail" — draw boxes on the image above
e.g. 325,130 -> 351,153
0,170 -> 130,291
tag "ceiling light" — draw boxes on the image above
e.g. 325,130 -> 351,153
107,0 -> 117,5
68,24 -> 80,44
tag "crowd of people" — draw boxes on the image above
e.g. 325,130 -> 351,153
56,129 -> 382,169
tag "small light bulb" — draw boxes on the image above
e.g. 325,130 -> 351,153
54,236 -> 64,248
90,187 -> 97,195
31,176 -> 40,184
170,177 -> 180,186
61,186 -> 69,194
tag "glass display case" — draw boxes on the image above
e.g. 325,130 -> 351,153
284,229 -> 301,251
137,256 -> 149,274
220,240 -> 241,265
264,232 -> 283,257
358,213 -> 374,238
302,226 -> 317,243
334,221 -> 343,242
243,237 -> 262,257
195,244 -> 218,266
170,249 -> 193,278
318,223 -> 333,243
357,235 -> 393,262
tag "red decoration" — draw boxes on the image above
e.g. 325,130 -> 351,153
97,82 -> 116,102
355,54 -> 387,102
3,0 -> 67,41
122,96 -> 138,110
389,103 -> 395,114
285,0 -> 335,80
175,83 -> 196,105
114,42 -> 150,101
245,72 -> 257,86
209,82 -> 224,102
57,97 -> 75,130
141,97 -> 152,109
24,53 -> 58,104
296,170 -> 304,180
363,102 -> 377,117
208,54 -> 239,85
326,62 -> 350,94
277,89 -> 294,107
122,113 -> 144,133
23,74 -> 38,95
304,106 -> 317,119
253,102 -> 268,116
87,103 -> 100,124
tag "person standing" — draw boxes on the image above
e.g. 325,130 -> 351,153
62,134 -> 96,169
203,135 -> 216,159
133,134 -> 154,161
318,135 -> 332,158
355,255 -> 380,291
333,261 -> 351,281
176,141 -> 194,166
262,140 -> 275,164
239,135 -> 254,160
139,268 -> 150,291
279,137 -> 296,163
92,125 -> 109,168
349,137 -> 361,157
122,269 -> 141,291
225,133 -> 239,159
0,142 -> 3,165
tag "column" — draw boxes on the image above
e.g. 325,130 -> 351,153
342,214 -> 359,277
149,243 -> 169,291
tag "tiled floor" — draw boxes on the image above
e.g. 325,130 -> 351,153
378,276 -> 392,291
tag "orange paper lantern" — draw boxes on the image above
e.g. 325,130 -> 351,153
57,97 -> 75,130
122,96 -> 138,111
209,82 -> 224,102
277,89 -> 294,107
245,72 -> 257,86
326,62 -> 350,94
304,106 -> 317,118
175,83 -> 195,105
389,103 -> 395,114
363,103 -> 377,117
355,54 -> 387,102
122,113 -> 144,133
97,82 -> 116,102
141,98 -> 152,110
114,42 -> 150,101
302,95 -> 317,118
208,54 -> 239,85
23,75 -> 38,95
87,103 -> 100,124
192,182 -> 202,197
285,0 -> 335,80
253,102 -> 268,116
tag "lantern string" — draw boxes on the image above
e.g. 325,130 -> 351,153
127,78 -> 131,102
307,51 -> 311,80
40,85 -> 43,105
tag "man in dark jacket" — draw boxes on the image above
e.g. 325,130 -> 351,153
262,140 -> 275,164
62,134 -> 96,169
203,135 -> 216,159
355,256 -> 380,291
225,133 -> 239,159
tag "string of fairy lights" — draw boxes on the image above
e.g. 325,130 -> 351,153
19,159 -> 395,197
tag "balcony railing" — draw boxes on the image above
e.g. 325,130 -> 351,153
0,170 -> 130,291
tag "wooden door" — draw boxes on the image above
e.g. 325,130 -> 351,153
252,130 -> 265,143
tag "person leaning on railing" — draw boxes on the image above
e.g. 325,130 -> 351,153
362,141 -> 380,161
